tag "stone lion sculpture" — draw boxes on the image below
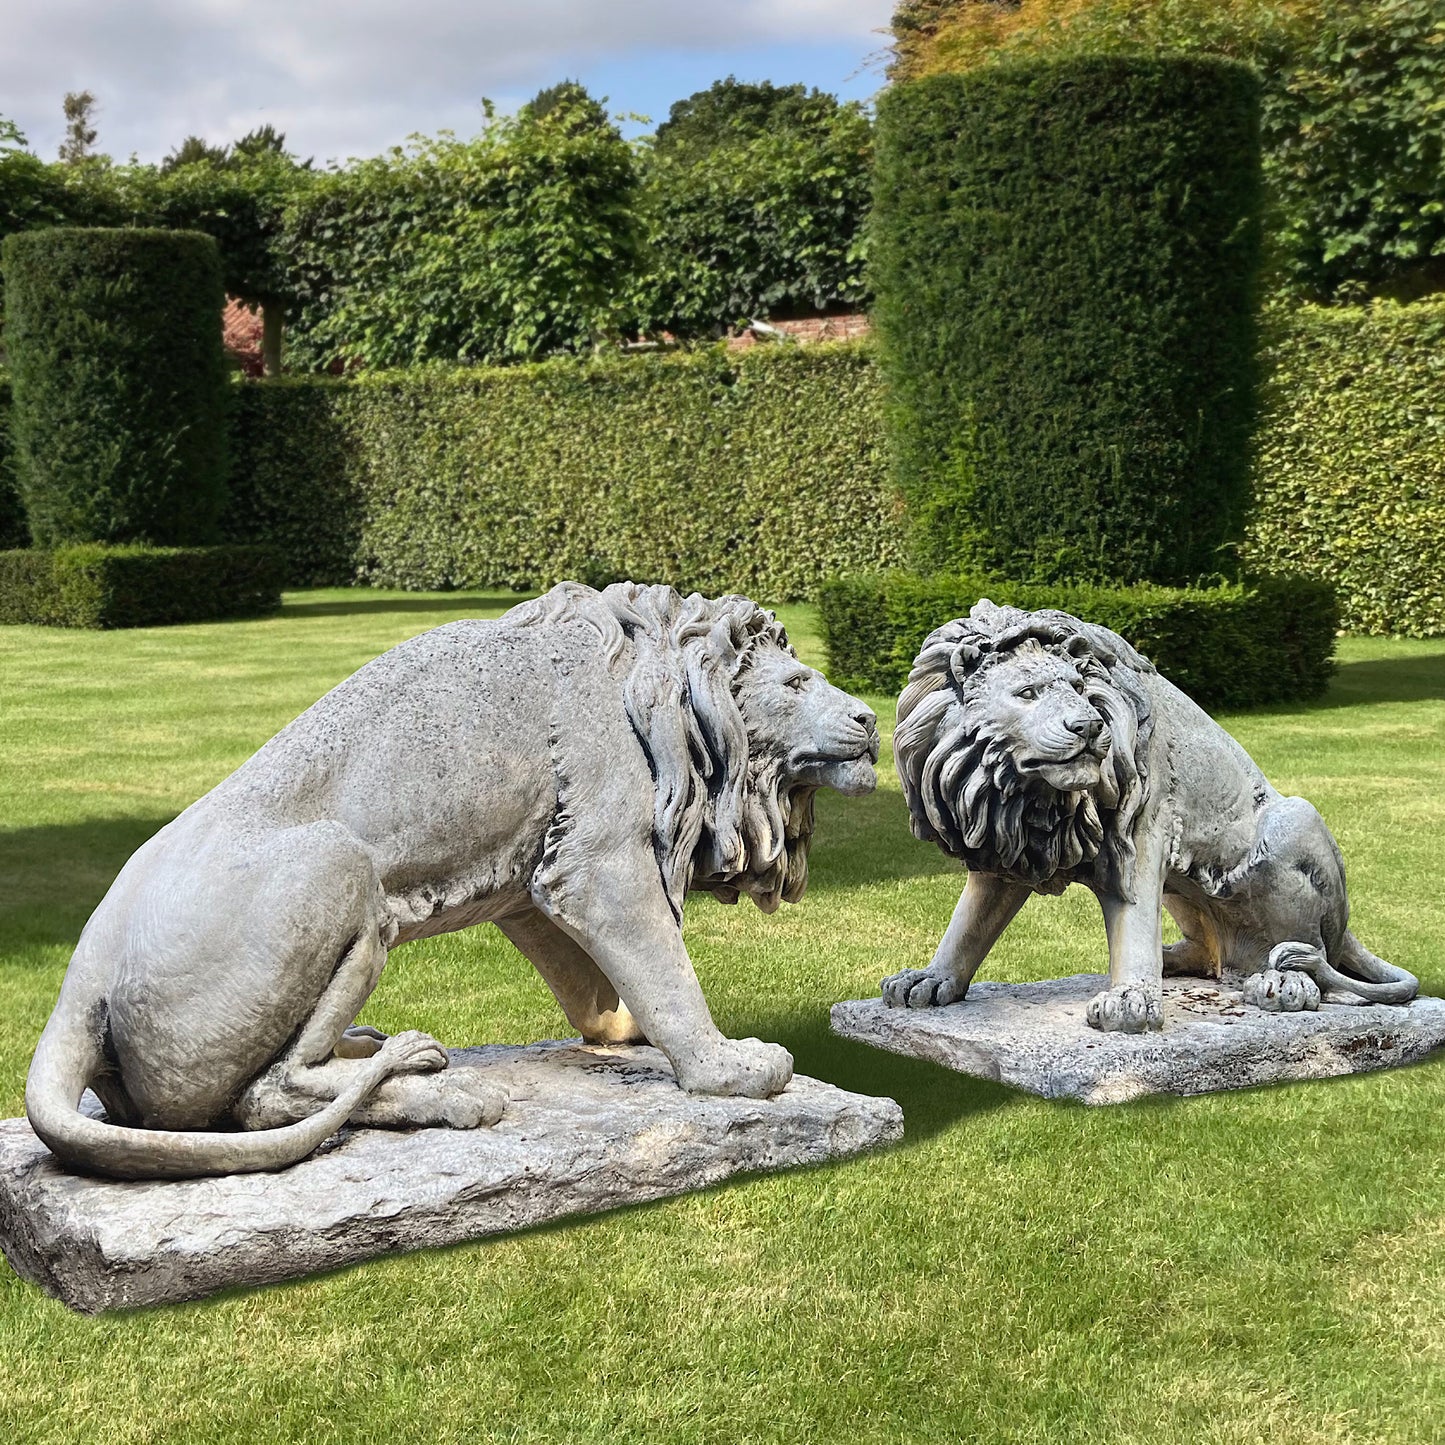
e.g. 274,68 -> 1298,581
28,582 -> 879,1179
881,600 -> 1417,1033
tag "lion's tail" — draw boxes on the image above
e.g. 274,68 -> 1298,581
26,998 -> 398,1181
1269,937 -> 1419,1005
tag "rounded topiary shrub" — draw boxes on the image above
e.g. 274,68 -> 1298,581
870,57 -> 1263,586
1,227 -> 228,547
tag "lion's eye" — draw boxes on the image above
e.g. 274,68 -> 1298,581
786,673 -> 808,692
1016,687 -> 1037,702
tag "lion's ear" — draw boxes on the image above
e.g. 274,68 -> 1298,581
948,640 -> 983,683
706,619 -> 740,671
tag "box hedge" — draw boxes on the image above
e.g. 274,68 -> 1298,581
1,227 -> 228,547
0,544 -> 282,629
1244,299 -> 1445,636
223,342 -> 907,598
870,57 -> 1263,585
819,571 -> 1337,711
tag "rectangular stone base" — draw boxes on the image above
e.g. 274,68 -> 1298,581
831,974 -> 1445,1106
0,1040 -> 902,1314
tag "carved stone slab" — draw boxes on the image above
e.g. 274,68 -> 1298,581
0,1040 -> 902,1314
832,974 -> 1445,1106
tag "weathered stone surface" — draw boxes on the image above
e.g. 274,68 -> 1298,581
884,601 -> 1420,1038
832,974 -> 1445,1105
0,1040 -> 902,1314
29,582 -> 880,1182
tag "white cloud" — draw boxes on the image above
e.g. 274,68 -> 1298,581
2,0 -> 892,164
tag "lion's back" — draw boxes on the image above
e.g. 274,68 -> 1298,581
207,610 -> 633,840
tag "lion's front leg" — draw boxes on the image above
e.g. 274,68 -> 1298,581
1088,830 -> 1168,1033
533,849 -> 792,1099
883,871 -> 1031,1007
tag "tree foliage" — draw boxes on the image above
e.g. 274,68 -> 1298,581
281,92 -> 642,369
633,80 -> 871,335
889,0 -> 1445,300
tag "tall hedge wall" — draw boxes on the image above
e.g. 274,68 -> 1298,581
222,342 -> 905,598
870,57 -> 1263,584
1244,300 -> 1445,636
1,228 -> 228,547
2,321 -> 1438,631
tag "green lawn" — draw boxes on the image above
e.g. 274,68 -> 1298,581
1,591 -> 1442,1445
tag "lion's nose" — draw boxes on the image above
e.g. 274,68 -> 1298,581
1067,713 -> 1103,742
854,705 -> 877,732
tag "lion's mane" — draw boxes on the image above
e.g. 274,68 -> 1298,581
894,600 -> 1156,899
514,581 -> 815,918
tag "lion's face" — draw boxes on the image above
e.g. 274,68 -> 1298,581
963,644 -> 1109,795
738,644 -> 879,798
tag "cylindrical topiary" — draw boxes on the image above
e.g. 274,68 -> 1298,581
870,56 -> 1263,585
2,227 -> 228,547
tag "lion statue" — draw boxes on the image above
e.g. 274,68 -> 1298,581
28,582 -> 879,1179
881,600 -> 1418,1033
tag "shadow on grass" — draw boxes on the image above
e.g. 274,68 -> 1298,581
1317,649 -> 1445,709
281,595 -> 524,620
766,1007 -> 1014,1143
0,816 -> 173,952
155,1011 -> 1013,1317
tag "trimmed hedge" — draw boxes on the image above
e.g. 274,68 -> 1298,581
870,58 -> 1263,584
224,342 -> 906,597
0,544 -> 282,628
1244,300 -> 1445,636
819,571 -> 1337,710
1,227 -> 228,546
0,374 -> 24,550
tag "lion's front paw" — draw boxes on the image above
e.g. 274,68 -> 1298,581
881,966 -> 967,1009
1242,968 -> 1321,1013
675,1037 -> 793,1099
1086,984 -> 1163,1033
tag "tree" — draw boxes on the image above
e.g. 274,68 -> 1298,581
281,97 -> 643,370
161,135 -> 231,173
58,91 -> 98,166
654,77 -> 845,157
634,81 -> 873,336
232,124 -> 292,161
522,80 -> 611,133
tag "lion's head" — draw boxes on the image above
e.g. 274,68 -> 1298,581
518,582 -> 878,917
894,600 -> 1155,899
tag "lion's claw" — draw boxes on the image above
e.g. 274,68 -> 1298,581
379,1029 -> 450,1073
1242,968 -> 1321,1013
1086,984 -> 1163,1033
881,967 -> 968,1009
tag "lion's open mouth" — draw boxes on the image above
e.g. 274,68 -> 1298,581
1017,746 -> 1086,772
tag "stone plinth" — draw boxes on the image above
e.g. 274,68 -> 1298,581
0,1040 -> 902,1314
831,974 -> 1445,1106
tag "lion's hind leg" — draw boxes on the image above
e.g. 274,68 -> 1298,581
1228,798 -> 1416,1007
234,917 -> 505,1133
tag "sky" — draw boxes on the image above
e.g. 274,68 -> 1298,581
1,1 -> 895,166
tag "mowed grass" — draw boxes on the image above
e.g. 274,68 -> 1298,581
1,590 -> 1443,1445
